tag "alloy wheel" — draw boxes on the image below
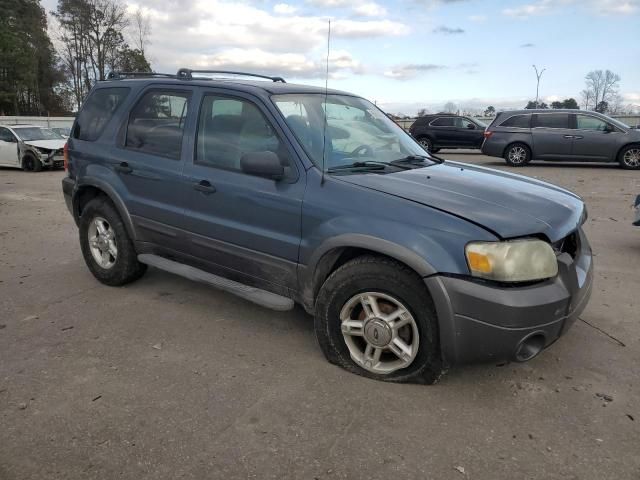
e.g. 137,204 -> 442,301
87,216 -> 118,269
623,148 -> 640,168
340,292 -> 419,374
508,146 -> 527,164
419,139 -> 432,152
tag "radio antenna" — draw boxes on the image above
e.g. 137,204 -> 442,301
321,19 -> 331,185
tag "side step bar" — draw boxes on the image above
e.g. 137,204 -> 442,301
138,254 -> 294,311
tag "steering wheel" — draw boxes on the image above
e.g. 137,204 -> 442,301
350,144 -> 374,157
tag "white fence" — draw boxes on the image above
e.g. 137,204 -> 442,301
0,116 -> 75,128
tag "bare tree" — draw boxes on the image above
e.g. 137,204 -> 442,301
443,101 -> 457,113
131,8 -> 151,57
580,89 -> 593,110
584,69 -> 621,112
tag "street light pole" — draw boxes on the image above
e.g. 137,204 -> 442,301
533,65 -> 546,108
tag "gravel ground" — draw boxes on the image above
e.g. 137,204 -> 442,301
1,153 -> 639,480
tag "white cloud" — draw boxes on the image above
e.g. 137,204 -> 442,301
503,0 -> 553,17
593,0 -> 639,14
353,2 -> 388,17
273,3 -> 298,14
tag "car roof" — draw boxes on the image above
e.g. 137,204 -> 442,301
499,109 -> 604,115
97,77 -> 355,97
5,124 -> 45,129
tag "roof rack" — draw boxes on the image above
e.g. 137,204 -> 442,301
107,71 -> 176,80
176,68 -> 286,83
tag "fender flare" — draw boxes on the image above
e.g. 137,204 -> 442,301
72,177 -> 137,240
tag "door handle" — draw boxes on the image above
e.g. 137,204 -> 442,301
115,162 -> 132,174
563,135 -> 574,139
573,135 -> 584,140
193,180 -> 216,194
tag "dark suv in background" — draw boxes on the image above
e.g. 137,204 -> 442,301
409,114 -> 486,152
482,109 -> 640,169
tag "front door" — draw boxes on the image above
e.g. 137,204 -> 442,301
182,90 -> 305,294
531,113 -> 574,159
571,114 -> 621,161
455,117 -> 484,147
0,127 -> 20,167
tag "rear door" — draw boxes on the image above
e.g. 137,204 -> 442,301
531,113 -> 573,159
0,127 -> 19,167
429,116 -> 457,146
571,114 -> 621,161
181,89 -> 305,294
113,86 -> 195,251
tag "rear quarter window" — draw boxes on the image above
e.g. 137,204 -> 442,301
499,114 -> 531,128
73,87 -> 130,142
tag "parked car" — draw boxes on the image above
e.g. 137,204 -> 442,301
482,109 -> 640,169
409,114 -> 486,152
52,126 -> 71,138
0,124 -> 66,171
62,69 -> 593,384
634,195 -> 640,227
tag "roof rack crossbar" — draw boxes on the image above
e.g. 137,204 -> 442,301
107,71 -> 176,80
176,68 -> 286,83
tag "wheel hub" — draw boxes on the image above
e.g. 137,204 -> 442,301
364,318 -> 392,347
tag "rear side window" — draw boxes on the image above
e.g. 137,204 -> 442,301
499,114 -> 531,128
125,90 -> 190,160
74,87 -> 130,141
535,113 -> 569,129
431,117 -> 455,127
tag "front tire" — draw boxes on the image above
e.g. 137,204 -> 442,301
618,145 -> 640,170
79,197 -> 146,286
22,154 -> 42,172
504,143 -> 531,167
417,137 -> 436,153
314,255 -> 442,384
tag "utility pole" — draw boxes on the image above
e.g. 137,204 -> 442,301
533,65 -> 546,108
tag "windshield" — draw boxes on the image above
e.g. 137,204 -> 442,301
272,94 -> 435,171
14,127 -> 65,142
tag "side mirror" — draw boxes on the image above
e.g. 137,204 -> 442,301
240,151 -> 285,180
466,123 -> 475,130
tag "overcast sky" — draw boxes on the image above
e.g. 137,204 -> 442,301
42,0 -> 640,114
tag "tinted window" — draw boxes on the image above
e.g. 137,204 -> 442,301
576,115 -> 609,131
535,113 -> 569,129
125,90 -> 190,160
456,118 -> 477,128
431,117 -> 455,127
500,114 -> 531,128
0,127 -> 15,142
196,95 -> 289,173
74,87 -> 130,141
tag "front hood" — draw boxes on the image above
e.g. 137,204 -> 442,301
23,139 -> 66,150
337,161 -> 585,242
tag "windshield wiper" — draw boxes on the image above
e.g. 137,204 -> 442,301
392,154 -> 444,165
327,160 -> 411,173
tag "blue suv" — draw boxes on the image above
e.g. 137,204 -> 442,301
62,69 -> 593,384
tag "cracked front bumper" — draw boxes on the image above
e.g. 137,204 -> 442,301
427,228 -> 593,366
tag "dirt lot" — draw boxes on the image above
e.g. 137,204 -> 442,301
1,153 -> 639,480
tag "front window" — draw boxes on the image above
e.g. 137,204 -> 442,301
272,94 -> 433,170
14,127 -> 65,142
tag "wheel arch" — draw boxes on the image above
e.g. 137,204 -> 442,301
301,234 -> 438,313
616,142 -> 640,162
502,140 -> 532,158
72,181 -> 137,241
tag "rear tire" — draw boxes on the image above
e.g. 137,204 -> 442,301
504,143 -> 531,167
79,196 -> 146,286
314,255 -> 443,384
417,137 -> 435,153
618,145 -> 640,170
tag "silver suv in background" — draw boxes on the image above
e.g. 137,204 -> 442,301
482,109 -> 640,169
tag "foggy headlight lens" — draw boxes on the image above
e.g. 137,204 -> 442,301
465,239 -> 558,282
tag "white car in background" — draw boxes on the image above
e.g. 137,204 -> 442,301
0,124 -> 67,171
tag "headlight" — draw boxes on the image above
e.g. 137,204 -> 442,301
465,239 -> 558,283
35,147 -> 51,157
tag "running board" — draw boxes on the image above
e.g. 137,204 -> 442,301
137,254 -> 294,311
